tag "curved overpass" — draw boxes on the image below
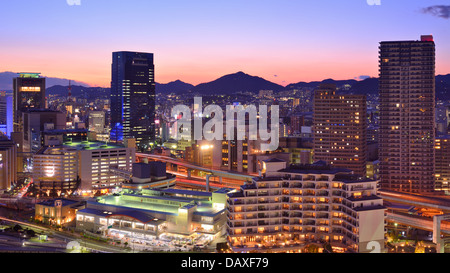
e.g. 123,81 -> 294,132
136,153 -> 256,182
379,189 -> 450,212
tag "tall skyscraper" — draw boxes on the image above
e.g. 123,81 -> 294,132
0,91 -> 13,138
379,35 -> 435,193
313,84 -> 367,177
13,73 -> 46,132
110,51 -> 156,150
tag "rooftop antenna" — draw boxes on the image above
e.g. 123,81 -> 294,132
68,80 -> 72,102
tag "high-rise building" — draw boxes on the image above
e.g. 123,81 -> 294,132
110,51 -> 156,150
434,136 -> 450,193
290,114 -> 304,135
13,73 -> 46,132
379,35 -> 435,193
0,137 -> 17,192
313,84 -> 367,177
88,111 -> 106,134
22,109 -> 66,153
0,91 -> 13,138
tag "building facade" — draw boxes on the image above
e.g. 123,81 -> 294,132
33,140 -> 135,194
22,109 -> 66,153
73,141 -> 136,192
313,84 -> 367,177
226,161 -> 385,253
88,110 -> 106,134
0,92 -> 13,138
110,51 -> 156,150
35,198 -> 85,226
32,146 -> 79,194
379,35 -> 436,193
0,138 -> 17,192
434,136 -> 450,193
13,73 -> 46,132
75,187 -> 232,242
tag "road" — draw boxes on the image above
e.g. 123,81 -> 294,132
0,216 -> 128,253
0,233 -> 67,253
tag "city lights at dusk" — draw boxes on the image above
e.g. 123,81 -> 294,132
0,0 -> 449,270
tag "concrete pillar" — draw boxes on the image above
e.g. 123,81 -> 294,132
433,215 -> 444,253
206,175 -> 210,192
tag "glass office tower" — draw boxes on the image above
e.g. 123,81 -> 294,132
110,51 -> 156,150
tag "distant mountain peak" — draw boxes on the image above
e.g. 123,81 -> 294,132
190,71 -> 285,95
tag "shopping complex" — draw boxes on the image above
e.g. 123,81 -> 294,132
75,187 -> 233,246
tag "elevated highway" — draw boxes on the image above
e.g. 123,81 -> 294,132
136,153 -> 255,190
379,189 -> 450,252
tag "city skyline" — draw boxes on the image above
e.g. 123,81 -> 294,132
0,0 -> 449,87
2,0 -> 450,257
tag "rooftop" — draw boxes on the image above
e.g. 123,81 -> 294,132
93,190 -> 224,217
160,188 -> 212,198
263,158 -> 285,163
18,72 -> 41,78
63,140 -> 124,150
353,205 -> 386,212
77,207 -> 165,225
333,174 -> 377,183
37,198 -> 81,207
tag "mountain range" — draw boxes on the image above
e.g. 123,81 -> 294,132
0,71 -> 90,90
1,71 -> 450,100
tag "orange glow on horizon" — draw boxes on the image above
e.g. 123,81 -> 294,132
1,46 -> 448,88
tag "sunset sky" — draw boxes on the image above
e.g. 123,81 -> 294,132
0,0 -> 449,87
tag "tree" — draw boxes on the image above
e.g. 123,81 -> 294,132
24,229 -> 36,237
13,224 -> 22,232
415,241 -> 425,253
305,244 -> 319,253
323,242 -> 333,253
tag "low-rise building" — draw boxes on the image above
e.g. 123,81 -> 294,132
35,198 -> 85,226
75,187 -> 233,242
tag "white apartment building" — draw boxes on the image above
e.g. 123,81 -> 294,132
73,141 -> 135,192
226,160 -> 386,253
